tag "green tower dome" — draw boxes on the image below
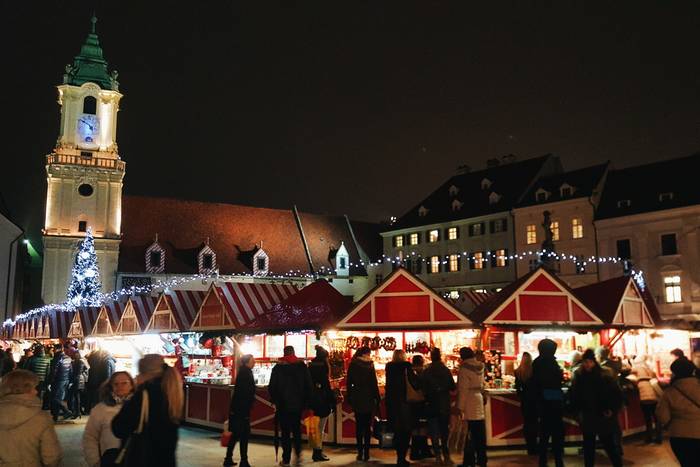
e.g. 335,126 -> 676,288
63,15 -> 119,91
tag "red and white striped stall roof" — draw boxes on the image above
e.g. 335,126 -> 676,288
129,295 -> 159,330
49,310 -> 76,339
462,289 -> 494,306
198,282 -> 299,329
151,290 -> 206,331
68,307 -> 100,338
104,299 -> 128,329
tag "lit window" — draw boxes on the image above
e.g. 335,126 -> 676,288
550,221 -> 560,241
430,256 -> 440,273
473,252 -> 484,270
409,233 -> 419,245
449,254 -> 459,272
428,230 -> 440,243
448,227 -> 458,240
659,192 -> 674,202
526,224 -> 536,244
664,276 -> 682,303
572,218 -> 583,239
495,249 -> 506,267
394,235 -> 404,247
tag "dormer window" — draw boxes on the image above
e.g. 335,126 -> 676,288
659,192 -> 674,202
253,248 -> 269,276
339,257 -> 347,269
145,239 -> 165,274
535,188 -> 550,202
335,241 -> 350,276
198,244 -> 217,274
448,185 -> 459,196
452,199 -> 463,211
560,183 -> 575,198
418,205 -> 429,217
481,178 -> 492,190
489,192 -> 501,205
617,199 -> 631,208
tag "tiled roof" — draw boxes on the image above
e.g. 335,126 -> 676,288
240,280 -> 352,333
596,153 -> 700,220
517,162 -> 609,208
118,196 -> 380,276
389,155 -> 559,230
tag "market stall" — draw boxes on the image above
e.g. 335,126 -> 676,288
335,268 -> 475,444
184,281 -> 303,430
66,306 -> 100,340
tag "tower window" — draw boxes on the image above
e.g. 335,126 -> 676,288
78,184 -> 94,197
82,96 -> 97,115
78,221 -> 87,232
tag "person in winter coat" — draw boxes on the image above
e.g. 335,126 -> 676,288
531,338 -> 564,467
1,348 -> 16,376
656,357 -> 700,467
82,371 -> 135,467
87,349 -> 116,412
112,354 -> 184,467
456,347 -> 487,467
307,346 -> 336,463
27,345 -> 52,408
224,354 -> 256,467
422,347 -> 456,464
0,369 -> 62,466
49,345 -> 74,421
18,348 -> 33,370
569,349 -> 623,467
409,354 -> 432,461
385,349 -> 418,467
268,345 -> 313,466
69,350 -> 90,417
345,346 -> 380,462
515,351 -> 538,455
631,354 -> 662,444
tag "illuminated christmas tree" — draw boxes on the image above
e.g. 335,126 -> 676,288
66,228 -> 102,307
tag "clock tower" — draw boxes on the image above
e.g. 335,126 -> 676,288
41,16 -> 124,304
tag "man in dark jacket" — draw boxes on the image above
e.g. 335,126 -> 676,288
49,344 -> 74,421
346,347 -> 380,462
86,349 -> 116,411
570,349 -> 623,467
422,348 -> 456,464
532,338 -> 564,467
308,346 -> 335,462
385,349 -> 418,467
268,345 -> 312,466
224,354 -> 256,467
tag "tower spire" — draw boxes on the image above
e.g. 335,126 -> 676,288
62,14 -> 119,90
90,14 -> 97,34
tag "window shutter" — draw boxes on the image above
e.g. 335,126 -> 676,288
457,256 -> 462,271
490,252 -> 497,268
468,225 -> 474,237
489,221 -> 495,234
469,253 -> 475,270
455,227 -> 460,239
480,222 -> 486,235
503,219 -> 508,231
416,259 -> 422,274
392,236 -> 397,247
504,249 -> 510,266
482,253 -> 488,269
444,228 -> 451,240
426,259 -> 431,274
405,259 -> 412,272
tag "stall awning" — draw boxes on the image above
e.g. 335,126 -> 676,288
94,298 -> 129,336
148,289 -> 206,332
49,309 -> 76,339
67,306 -> 100,338
574,276 -> 656,328
115,295 -> 158,335
239,280 -> 352,333
471,267 -> 603,327
338,268 -> 473,329
191,282 -> 299,331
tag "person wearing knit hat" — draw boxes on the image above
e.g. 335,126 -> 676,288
569,349 -> 624,467
532,339 -> 564,467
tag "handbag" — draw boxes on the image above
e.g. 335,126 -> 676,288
114,390 -> 150,466
406,373 -> 424,403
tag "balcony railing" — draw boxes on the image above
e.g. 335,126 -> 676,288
47,153 -> 125,171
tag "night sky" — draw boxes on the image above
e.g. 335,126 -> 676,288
2,1 -> 700,250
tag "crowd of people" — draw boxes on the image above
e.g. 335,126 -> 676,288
0,340 -> 699,466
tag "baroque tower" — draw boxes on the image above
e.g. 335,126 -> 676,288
41,16 -> 124,304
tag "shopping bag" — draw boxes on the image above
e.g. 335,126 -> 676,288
220,431 -> 232,447
303,415 -> 322,448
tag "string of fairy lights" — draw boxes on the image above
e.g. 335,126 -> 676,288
2,248 -> 641,330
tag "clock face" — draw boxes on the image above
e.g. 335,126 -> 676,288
77,114 -> 100,144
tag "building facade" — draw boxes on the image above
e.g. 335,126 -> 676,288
513,163 -> 609,287
596,154 -> 700,320
0,204 -> 23,322
382,155 -> 560,295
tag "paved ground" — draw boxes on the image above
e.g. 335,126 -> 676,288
56,419 -> 679,466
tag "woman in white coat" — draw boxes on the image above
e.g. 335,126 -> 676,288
456,347 -> 486,467
82,371 -> 134,467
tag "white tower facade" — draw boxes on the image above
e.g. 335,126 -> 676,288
41,16 -> 124,305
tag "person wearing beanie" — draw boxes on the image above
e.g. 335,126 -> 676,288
531,338 -> 565,467
307,346 -> 336,462
569,349 -> 624,467
656,357 -> 700,467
